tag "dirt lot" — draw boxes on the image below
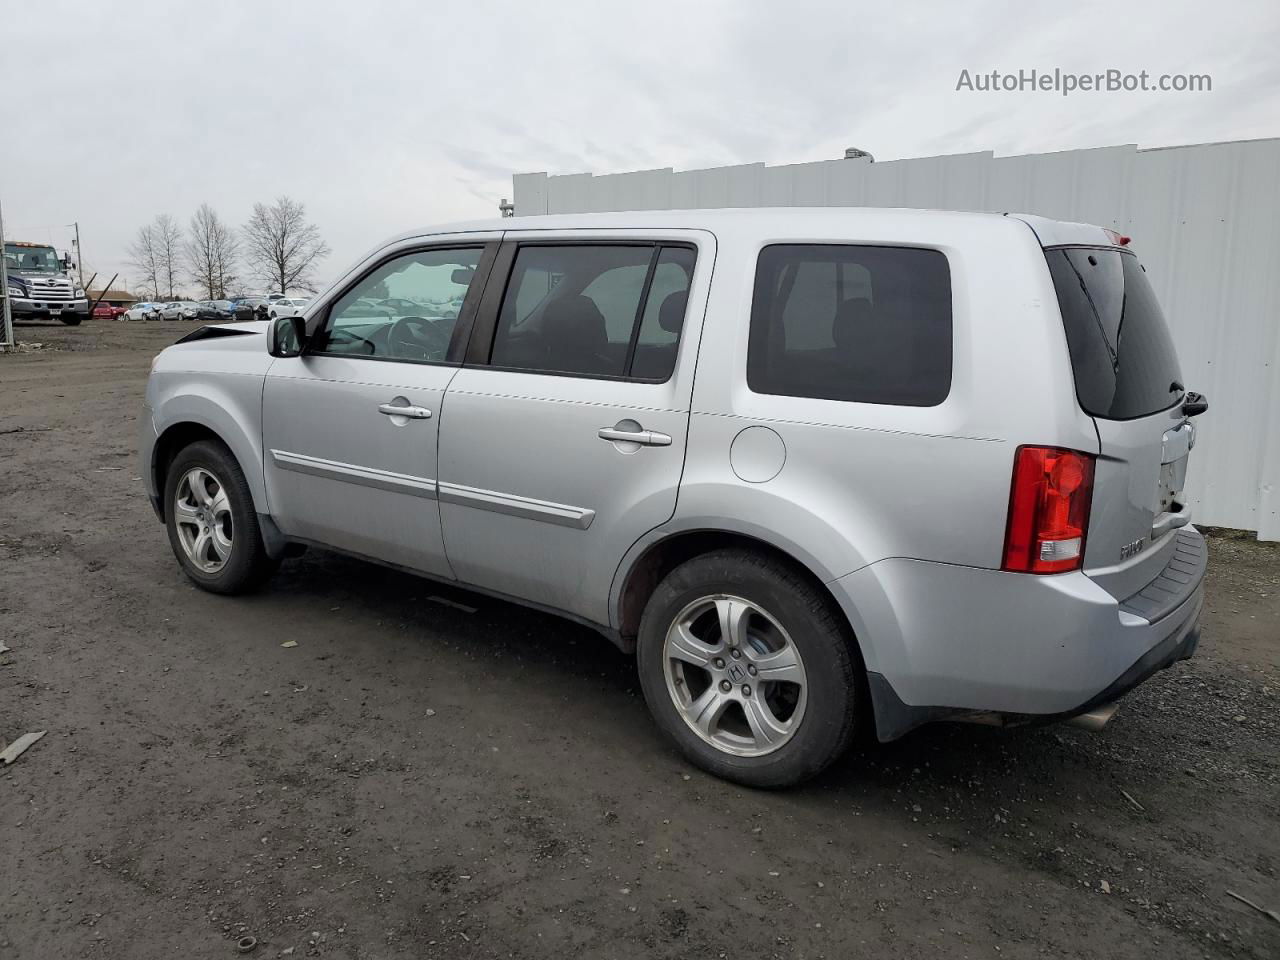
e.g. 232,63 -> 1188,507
2,319 -> 1278,960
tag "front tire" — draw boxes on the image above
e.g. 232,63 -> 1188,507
60,314 -> 83,326
163,440 -> 279,594
636,549 -> 861,788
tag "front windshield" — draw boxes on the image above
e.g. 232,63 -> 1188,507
4,243 -> 62,274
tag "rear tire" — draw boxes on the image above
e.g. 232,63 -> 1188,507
636,548 -> 860,788
163,440 -> 279,594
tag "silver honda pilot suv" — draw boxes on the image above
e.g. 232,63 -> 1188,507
141,209 -> 1208,787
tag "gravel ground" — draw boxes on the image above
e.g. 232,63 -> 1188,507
2,319 -> 1278,960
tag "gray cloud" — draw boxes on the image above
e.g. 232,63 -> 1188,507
2,0 -> 1274,292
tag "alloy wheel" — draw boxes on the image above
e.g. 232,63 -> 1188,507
173,467 -> 233,573
662,595 -> 807,757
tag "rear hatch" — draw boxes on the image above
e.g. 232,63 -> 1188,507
1044,243 -> 1198,601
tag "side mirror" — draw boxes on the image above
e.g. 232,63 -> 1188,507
268,315 -> 307,357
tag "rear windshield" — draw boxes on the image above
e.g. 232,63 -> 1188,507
1045,247 -> 1183,420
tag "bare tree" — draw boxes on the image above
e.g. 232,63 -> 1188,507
185,204 -> 239,299
214,228 -> 237,300
153,214 -> 183,299
127,224 -> 161,300
242,196 -> 330,295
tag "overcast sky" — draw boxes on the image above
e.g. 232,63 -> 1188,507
3,0 -> 1276,295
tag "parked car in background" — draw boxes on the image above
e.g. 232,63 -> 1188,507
194,300 -> 235,323
348,297 -> 393,319
124,302 -> 161,321
92,302 -> 127,319
140,209 -> 1208,787
268,297 -> 310,318
377,297 -> 423,316
230,297 -> 270,321
158,301 -> 197,321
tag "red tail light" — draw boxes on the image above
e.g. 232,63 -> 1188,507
1002,446 -> 1096,574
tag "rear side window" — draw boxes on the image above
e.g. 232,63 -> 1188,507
490,244 -> 694,380
1045,248 -> 1183,419
747,245 -> 952,406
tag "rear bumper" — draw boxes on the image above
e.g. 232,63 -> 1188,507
831,527 -> 1207,740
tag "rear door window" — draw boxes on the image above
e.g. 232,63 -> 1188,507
631,247 -> 698,380
747,244 -> 952,406
489,243 -> 694,380
1045,248 -> 1183,419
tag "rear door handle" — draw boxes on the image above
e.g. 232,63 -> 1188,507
378,402 -> 432,419
598,427 -> 671,447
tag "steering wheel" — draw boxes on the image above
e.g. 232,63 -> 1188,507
388,316 -> 451,361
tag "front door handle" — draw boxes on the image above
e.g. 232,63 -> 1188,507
598,426 -> 671,447
378,402 -> 432,419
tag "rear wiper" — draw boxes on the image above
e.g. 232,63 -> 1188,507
1181,391 -> 1208,417
1064,255 -> 1120,373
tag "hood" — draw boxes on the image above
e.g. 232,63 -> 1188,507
174,319 -> 271,344
154,320 -> 275,377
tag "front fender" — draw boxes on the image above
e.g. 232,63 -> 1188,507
149,371 -> 268,513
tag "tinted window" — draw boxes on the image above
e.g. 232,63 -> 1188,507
490,244 -> 694,379
314,247 -> 482,362
747,245 -> 952,406
1045,248 -> 1183,419
631,247 -> 696,380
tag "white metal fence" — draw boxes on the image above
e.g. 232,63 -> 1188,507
513,138 -> 1280,539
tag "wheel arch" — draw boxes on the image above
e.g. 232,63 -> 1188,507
612,525 -> 858,652
613,525 -> 881,736
153,422 -> 219,519
151,399 -> 267,521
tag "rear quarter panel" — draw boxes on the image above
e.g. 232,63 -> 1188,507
681,212 -> 1099,583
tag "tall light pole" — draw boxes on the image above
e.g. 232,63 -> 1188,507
70,221 -> 84,286
1,194 -> 13,350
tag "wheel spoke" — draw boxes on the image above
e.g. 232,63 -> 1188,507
667,622 -> 715,668
192,529 -> 212,564
172,500 -> 200,525
186,472 -> 210,507
688,685 -> 731,737
752,644 -> 804,686
210,524 -> 232,560
208,487 -> 230,518
714,597 -> 751,649
743,694 -> 789,748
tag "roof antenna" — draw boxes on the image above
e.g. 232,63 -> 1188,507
843,147 -> 874,162
498,198 -> 515,217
